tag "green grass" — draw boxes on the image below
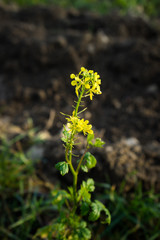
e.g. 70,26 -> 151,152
0,133 -> 160,239
97,182 -> 160,240
0,134 -> 55,240
1,0 -> 160,16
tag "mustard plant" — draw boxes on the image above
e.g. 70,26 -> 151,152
35,67 -> 111,240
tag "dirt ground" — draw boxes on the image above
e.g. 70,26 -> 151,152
0,4 -> 160,191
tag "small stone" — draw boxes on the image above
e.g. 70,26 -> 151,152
123,137 -> 140,147
105,146 -> 113,152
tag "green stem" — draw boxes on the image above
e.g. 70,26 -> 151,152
74,88 -> 84,116
65,138 -> 77,206
70,89 -> 85,211
68,161 -> 77,210
72,172 -> 78,211
76,149 -> 88,174
65,87 -> 85,213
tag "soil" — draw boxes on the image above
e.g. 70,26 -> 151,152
0,4 -> 160,191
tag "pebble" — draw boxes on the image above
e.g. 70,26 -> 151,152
122,137 -> 140,147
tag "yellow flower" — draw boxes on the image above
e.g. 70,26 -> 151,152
70,67 -> 102,100
78,119 -> 93,135
81,67 -> 86,72
66,116 -> 93,135
70,76 -> 82,96
67,116 -> 80,133
70,73 -> 75,79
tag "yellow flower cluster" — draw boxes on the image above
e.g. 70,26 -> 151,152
70,67 -> 102,100
67,116 -> 93,135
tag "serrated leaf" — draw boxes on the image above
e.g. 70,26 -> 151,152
77,221 -> 91,240
89,201 -> 101,221
94,138 -> 105,148
81,152 -> 97,172
87,135 -> 105,148
55,161 -> 69,176
89,200 -> 111,224
78,185 -> 91,202
86,178 -> 95,192
101,207 -> 111,224
78,179 -> 95,202
86,153 -> 97,169
78,227 -> 91,240
80,201 -> 90,216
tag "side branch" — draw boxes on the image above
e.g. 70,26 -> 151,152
76,148 -> 88,174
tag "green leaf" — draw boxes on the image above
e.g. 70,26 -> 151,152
89,201 -> 101,221
101,207 -> 111,225
61,126 -> 70,143
68,186 -> 73,195
78,179 -> 95,202
87,134 -> 105,148
85,178 -> 95,192
78,185 -> 91,202
87,133 -> 94,144
89,200 -> 111,224
51,189 -> 70,209
81,164 -> 89,172
68,186 -> 75,201
71,224 -> 91,240
94,138 -> 105,148
76,221 -> 91,240
80,201 -> 90,216
34,223 -> 66,239
81,152 -> 97,172
55,161 -> 69,176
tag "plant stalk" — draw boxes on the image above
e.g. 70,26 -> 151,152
76,149 -> 88,174
67,87 -> 84,212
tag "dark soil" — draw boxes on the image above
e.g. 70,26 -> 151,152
0,4 -> 160,191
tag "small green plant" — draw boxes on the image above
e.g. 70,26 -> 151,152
35,67 -> 111,239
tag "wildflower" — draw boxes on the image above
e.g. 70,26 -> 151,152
78,119 -> 93,135
81,67 -> 86,72
66,116 -> 80,133
71,76 -> 82,96
66,116 -> 93,135
70,74 -> 75,79
70,67 -> 102,100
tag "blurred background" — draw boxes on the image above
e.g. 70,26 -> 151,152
0,0 -> 160,240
